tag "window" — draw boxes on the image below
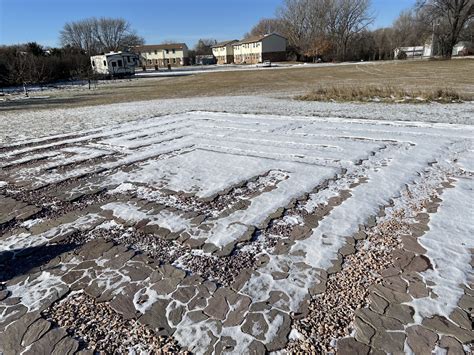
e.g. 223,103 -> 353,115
172,49 -> 175,54
118,59 -> 123,67
154,50 -> 157,54
166,49 -> 169,54
103,60 -> 107,66
92,61 -> 96,67
111,61 -> 117,67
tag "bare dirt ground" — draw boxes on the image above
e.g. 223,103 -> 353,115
1,59 -> 473,112
0,60 -> 473,355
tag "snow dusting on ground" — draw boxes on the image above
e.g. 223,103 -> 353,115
0,101 -> 472,354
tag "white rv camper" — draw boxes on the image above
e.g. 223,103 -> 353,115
90,52 -> 138,77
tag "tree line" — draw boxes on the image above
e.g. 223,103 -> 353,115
1,1 -> 472,87
0,17 -> 143,88
246,0 -> 473,61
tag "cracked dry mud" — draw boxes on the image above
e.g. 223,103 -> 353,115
0,111 -> 473,354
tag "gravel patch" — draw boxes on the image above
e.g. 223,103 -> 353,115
42,292 -> 185,354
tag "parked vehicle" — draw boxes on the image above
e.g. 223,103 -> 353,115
90,51 -> 138,78
255,60 -> 272,68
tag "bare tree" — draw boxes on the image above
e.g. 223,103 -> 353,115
459,16 -> 474,40
392,10 -> 430,47
372,27 -> 395,60
277,0 -> 373,61
277,0 -> 333,60
60,17 -> 144,54
244,18 -> 286,37
328,0 -> 375,61
194,39 -> 217,55
60,18 -> 100,54
278,0 -> 309,52
417,0 -> 474,58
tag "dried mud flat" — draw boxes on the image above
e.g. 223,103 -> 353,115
0,110 -> 473,354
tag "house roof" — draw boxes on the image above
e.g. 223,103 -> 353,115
396,46 -> 424,51
91,51 -> 137,58
233,33 -> 287,46
132,43 -> 188,52
212,40 -> 239,48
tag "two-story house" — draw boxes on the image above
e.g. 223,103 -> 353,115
211,40 -> 239,64
233,33 -> 287,64
133,43 -> 189,68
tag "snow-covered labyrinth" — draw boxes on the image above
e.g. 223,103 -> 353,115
0,110 -> 473,354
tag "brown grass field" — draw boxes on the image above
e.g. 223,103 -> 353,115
1,58 -> 473,112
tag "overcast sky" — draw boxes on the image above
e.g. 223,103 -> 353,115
0,0 -> 416,47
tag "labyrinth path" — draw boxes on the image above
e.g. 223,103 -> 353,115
0,112 -> 472,354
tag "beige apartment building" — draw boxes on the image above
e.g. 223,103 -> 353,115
212,40 -> 239,64
233,33 -> 287,64
133,43 -> 189,67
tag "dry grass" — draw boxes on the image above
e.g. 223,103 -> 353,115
296,86 -> 470,103
1,59 -> 473,112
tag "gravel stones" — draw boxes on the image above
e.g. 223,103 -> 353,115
2,116 -> 473,355
42,292 -> 182,353
287,162 -> 472,354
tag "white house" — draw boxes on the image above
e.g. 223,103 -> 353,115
395,40 -> 473,59
90,52 -> 138,77
452,41 -> 473,56
133,43 -> 189,68
212,40 -> 239,64
394,46 -> 425,59
232,33 -> 287,64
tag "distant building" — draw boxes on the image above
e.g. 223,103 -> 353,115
212,40 -> 239,64
90,52 -> 138,77
395,40 -> 473,59
195,55 -> 217,65
133,43 -> 189,67
452,41 -> 473,56
394,46 -> 425,59
233,33 -> 287,64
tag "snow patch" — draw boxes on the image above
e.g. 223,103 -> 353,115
408,178 -> 474,323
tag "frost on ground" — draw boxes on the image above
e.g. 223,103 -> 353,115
0,95 -> 473,144
0,108 -> 472,355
